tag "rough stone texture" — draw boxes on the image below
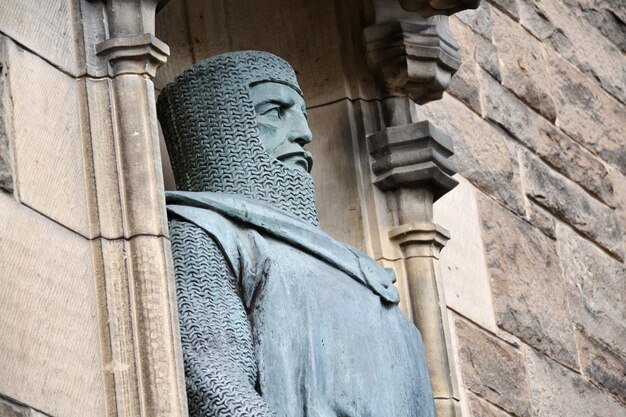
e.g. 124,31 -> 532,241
576,330 -> 626,402
448,18 -> 500,114
480,70 -> 614,206
526,347 -> 626,417
523,152 -> 623,259
610,168 -> 626,245
5,39 -> 92,237
519,0 -> 626,102
416,95 -> 525,216
491,8 -> 556,121
557,224 -> 626,358
489,0 -> 519,20
434,176 -> 498,332
0,0 -> 83,76
467,393 -> 514,417
547,50 -> 626,175
0,193 -> 105,417
454,317 -> 531,417
0,397 -> 49,417
565,0 -> 626,53
0,38 -> 13,194
524,202 -> 556,240
455,2 -> 493,41
478,193 -> 579,368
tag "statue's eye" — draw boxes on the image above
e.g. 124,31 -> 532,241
263,107 -> 281,118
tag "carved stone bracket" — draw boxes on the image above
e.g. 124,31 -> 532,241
364,17 -> 461,104
398,0 -> 480,17
368,120 -> 458,198
96,33 -> 169,77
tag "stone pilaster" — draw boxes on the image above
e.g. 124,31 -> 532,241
81,1 -> 187,416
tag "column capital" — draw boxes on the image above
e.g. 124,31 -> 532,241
368,120 -> 458,200
96,33 -> 169,77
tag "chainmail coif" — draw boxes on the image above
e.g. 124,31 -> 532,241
157,51 -> 319,225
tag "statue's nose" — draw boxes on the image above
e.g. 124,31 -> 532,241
287,111 -> 313,146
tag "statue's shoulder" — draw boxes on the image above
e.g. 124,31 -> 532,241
166,191 -> 255,277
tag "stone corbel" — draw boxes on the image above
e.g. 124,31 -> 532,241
364,0 -> 477,103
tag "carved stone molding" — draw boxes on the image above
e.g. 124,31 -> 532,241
364,16 -> 461,104
398,0 -> 480,17
389,221 -> 450,254
96,33 -> 169,77
368,120 -> 458,198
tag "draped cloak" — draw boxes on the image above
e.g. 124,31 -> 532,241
167,191 -> 436,417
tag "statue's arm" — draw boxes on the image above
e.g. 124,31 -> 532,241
169,219 -> 277,417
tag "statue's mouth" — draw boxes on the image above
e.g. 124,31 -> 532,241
278,150 -> 313,173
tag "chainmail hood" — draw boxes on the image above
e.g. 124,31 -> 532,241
157,51 -> 319,225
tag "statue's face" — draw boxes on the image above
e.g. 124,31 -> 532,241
250,82 -> 313,173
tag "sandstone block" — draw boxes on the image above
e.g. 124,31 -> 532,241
557,224 -> 626,357
0,193 -> 105,417
5,40 -> 92,237
0,0 -> 83,76
467,393 -> 514,417
491,8 -> 556,121
523,152 -> 623,259
155,0 -> 195,91
525,202 -> 556,239
568,0 -> 626,52
308,100 -> 366,252
416,95 -> 525,215
610,168 -> 626,245
480,71 -> 614,206
0,397 -> 49,417
576,330 -> 626,402
526,347 -> 626,417
547,50 -> 626,175
519,0 -> 625,102
489,0 -> 519,20
455,2 -> 493,40
448,18 -> 500,114
478,193 -> 579,367
454,317 -> 531,417
434,176 -> 497,331
0,39 -> 12,193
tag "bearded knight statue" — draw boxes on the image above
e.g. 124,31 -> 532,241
157,51 -> 435,417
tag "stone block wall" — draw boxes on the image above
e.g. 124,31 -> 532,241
0,2 -> 106,416
430,1 -> 625,415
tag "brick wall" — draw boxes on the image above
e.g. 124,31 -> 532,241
429,1 -> 625,416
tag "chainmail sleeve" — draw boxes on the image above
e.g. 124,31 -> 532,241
169,219 -> 277,417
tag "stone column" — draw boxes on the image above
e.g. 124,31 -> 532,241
363,1 -> 478,416
80,1 -> 187,416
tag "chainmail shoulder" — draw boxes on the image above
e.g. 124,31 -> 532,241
169,218 -> 277,416
158,51 -> 319,226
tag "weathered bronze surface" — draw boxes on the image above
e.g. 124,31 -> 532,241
157,51 -> 435,417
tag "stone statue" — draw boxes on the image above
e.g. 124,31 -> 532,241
157,51 -> 435,417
